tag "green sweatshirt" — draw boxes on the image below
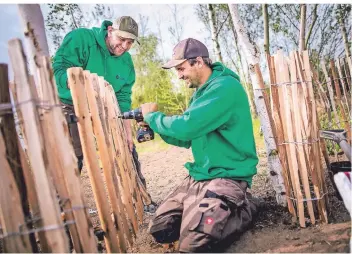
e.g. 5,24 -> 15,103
144,63 -> 258,186
52,21 -> 135,113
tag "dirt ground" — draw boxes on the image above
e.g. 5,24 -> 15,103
82,146 -> 351,253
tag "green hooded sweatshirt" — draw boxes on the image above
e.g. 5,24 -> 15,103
144,63 -> 258,186
52,21 -> 135,113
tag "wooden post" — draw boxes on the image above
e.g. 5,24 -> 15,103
84,71 -> 127,251
96,77 -> 134,246
297,52 -> 328,223
68,67 -> 120,253
37,57 -> 97,253
276,50 -> 305,227
0,133 -> 32,252
289,52 -> 316,225
268,56 -> 297,220
0,64 -> 38,251
105,85 -> 139,235
8,39 -> 69,253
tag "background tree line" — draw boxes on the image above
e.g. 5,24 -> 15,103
44,4 -> 351,116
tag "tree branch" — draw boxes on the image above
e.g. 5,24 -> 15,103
215,13 -> 230,38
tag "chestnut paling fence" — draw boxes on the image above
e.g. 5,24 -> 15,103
0,38 -> 151,253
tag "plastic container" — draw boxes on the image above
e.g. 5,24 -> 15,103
329,161 -> 351,200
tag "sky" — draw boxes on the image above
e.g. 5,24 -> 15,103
0,4 -> 211,76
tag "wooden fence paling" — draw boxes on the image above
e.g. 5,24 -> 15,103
38,58 -> 98,252
36,59 -> 82,252
8,39 -> 69,252
342,58 -> 351,89
300,52 -> 328,223
268,56 -> 297,220
110,91 -> 148,218
330,60 -> 351,140
276,50 -> 306,227
8,78 -> 50,252
68,67 -> 120,253
336,59 -> 350,114
321,60 -> 341,128
17,138 -> 50,252
0,64 -> 38,251
289,52 -> 316,225
105,85 -> 139,235
0,133 -> 32,252
97,78 -> 134,246
84,71 -> 127,252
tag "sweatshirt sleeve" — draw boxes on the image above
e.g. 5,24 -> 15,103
159,134 -> 191,148
144,80 -> 237,141
52,29 -> 90,89
116,66 -> 135,113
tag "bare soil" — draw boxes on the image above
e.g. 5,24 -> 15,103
82,146 -> 351,253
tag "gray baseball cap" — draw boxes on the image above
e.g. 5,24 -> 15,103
162,38 -> 209,69
113,16 -> 139,44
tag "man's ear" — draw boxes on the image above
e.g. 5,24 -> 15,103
196,56 -> 204,68
107,26 -> 113,35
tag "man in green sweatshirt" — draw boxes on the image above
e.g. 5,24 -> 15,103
141,38 -> 259,252
53,16 -> 144,182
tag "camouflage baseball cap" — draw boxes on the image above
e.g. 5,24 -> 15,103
162,38 -> 209,69
113,16 -> 139,44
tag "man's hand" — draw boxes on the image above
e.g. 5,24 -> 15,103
141,102 -> 158,117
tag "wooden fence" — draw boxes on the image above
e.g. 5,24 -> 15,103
0,38 -> 151,252
263,50 -> 351,227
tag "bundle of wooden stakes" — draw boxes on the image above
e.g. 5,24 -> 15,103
267,50 -> 330,228
0,38 -> 151,253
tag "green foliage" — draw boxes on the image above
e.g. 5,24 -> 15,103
131,35 -> 193,115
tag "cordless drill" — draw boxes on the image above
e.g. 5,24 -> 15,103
118,108 -> 155,143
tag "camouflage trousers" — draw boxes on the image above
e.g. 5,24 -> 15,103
148,176 -> 256,252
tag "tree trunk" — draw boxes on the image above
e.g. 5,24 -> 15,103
336,4 -> 352,72
207,4 -> 223,62
263,4 -> 270,56
228,4 -> 286,206
299,4 -> 307,51
18,4 -> 50,98
305,4 -> 318,48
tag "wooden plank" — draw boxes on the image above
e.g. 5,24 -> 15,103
110,89 -> 150,216
68,67 -> 120,253
84,71 -> 127,252
275,50 -> 305,227
104,85 -> 139,235
17,138 -> 50,252
8,74 -> 50,252
97,77 -> 134,246
37,57 -> 97,253
0,132 -> 32,252
269,56 -> 296,219
299,52 -> 328,223
336,59 -> 350,114
321,60 -> 340,128
8,39 -> 69,252
289,52 -> 315,225
0,63 -> 38,251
